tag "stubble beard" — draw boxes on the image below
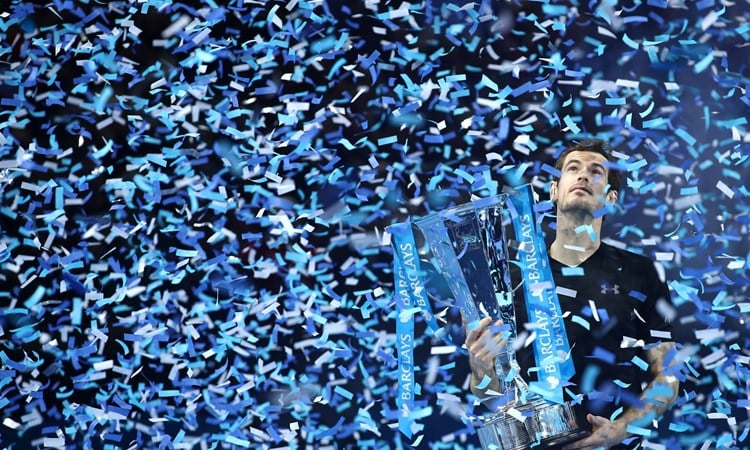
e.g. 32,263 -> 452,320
558,195 -> 600,220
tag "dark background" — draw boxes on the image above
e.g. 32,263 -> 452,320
0,0 -> 748,448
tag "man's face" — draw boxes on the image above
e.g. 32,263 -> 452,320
550,150 -> 616,216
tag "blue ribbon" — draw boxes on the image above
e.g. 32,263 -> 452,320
390,221 -> 439,438
509,184 -> 575,405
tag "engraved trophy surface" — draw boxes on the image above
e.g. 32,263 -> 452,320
408,190 -> 588,450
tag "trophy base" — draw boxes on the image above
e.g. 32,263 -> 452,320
477,398 -> 589,450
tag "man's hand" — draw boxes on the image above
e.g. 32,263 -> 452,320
466,316 -> 506,364
562,414 -> 627,449
464,316 -> 506,395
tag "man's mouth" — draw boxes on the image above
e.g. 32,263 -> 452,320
570,185 -> 592,194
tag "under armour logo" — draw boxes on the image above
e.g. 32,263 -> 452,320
601,283 -> 620,295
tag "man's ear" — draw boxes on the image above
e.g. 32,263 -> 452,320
550,180 -> 558,202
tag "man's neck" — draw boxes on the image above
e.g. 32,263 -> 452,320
550,212 -> 603,266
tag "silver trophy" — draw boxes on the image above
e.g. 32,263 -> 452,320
409,193 -> 588,449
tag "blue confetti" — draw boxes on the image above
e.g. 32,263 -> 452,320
0,1 -> 747,449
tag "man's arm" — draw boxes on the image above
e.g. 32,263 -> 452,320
613,341 -> 681,430
564,341 -> 680,449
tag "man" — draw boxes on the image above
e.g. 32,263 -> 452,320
466,140 -> 681,449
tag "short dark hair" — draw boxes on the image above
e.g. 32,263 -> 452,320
553,139 -> 622,195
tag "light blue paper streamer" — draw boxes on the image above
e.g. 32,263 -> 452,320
390,220 -> 440,438
509,184 -> 575,405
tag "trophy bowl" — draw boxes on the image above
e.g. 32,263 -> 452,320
477,397 -> 588,449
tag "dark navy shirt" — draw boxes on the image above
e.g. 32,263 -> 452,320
513,242 -> 673,447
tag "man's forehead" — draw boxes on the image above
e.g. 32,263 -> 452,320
563,150 -> 608,165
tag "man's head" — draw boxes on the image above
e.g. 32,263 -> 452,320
550,139 -> 622,217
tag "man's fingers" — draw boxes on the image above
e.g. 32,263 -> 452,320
470,339 -> 498,359
561,430 -> 605,450
464,322 -> 481,343
470,342 -> 490,357
586,414 -> 609,427
482,335 -> 504,353
562,437 -> 593,450
481,327 -> 506,344
562,414 -> 622,450
472,347 -> 495,364
465,317 -> 492,344
468,318 -> 508,351
465,327 -> 484,345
